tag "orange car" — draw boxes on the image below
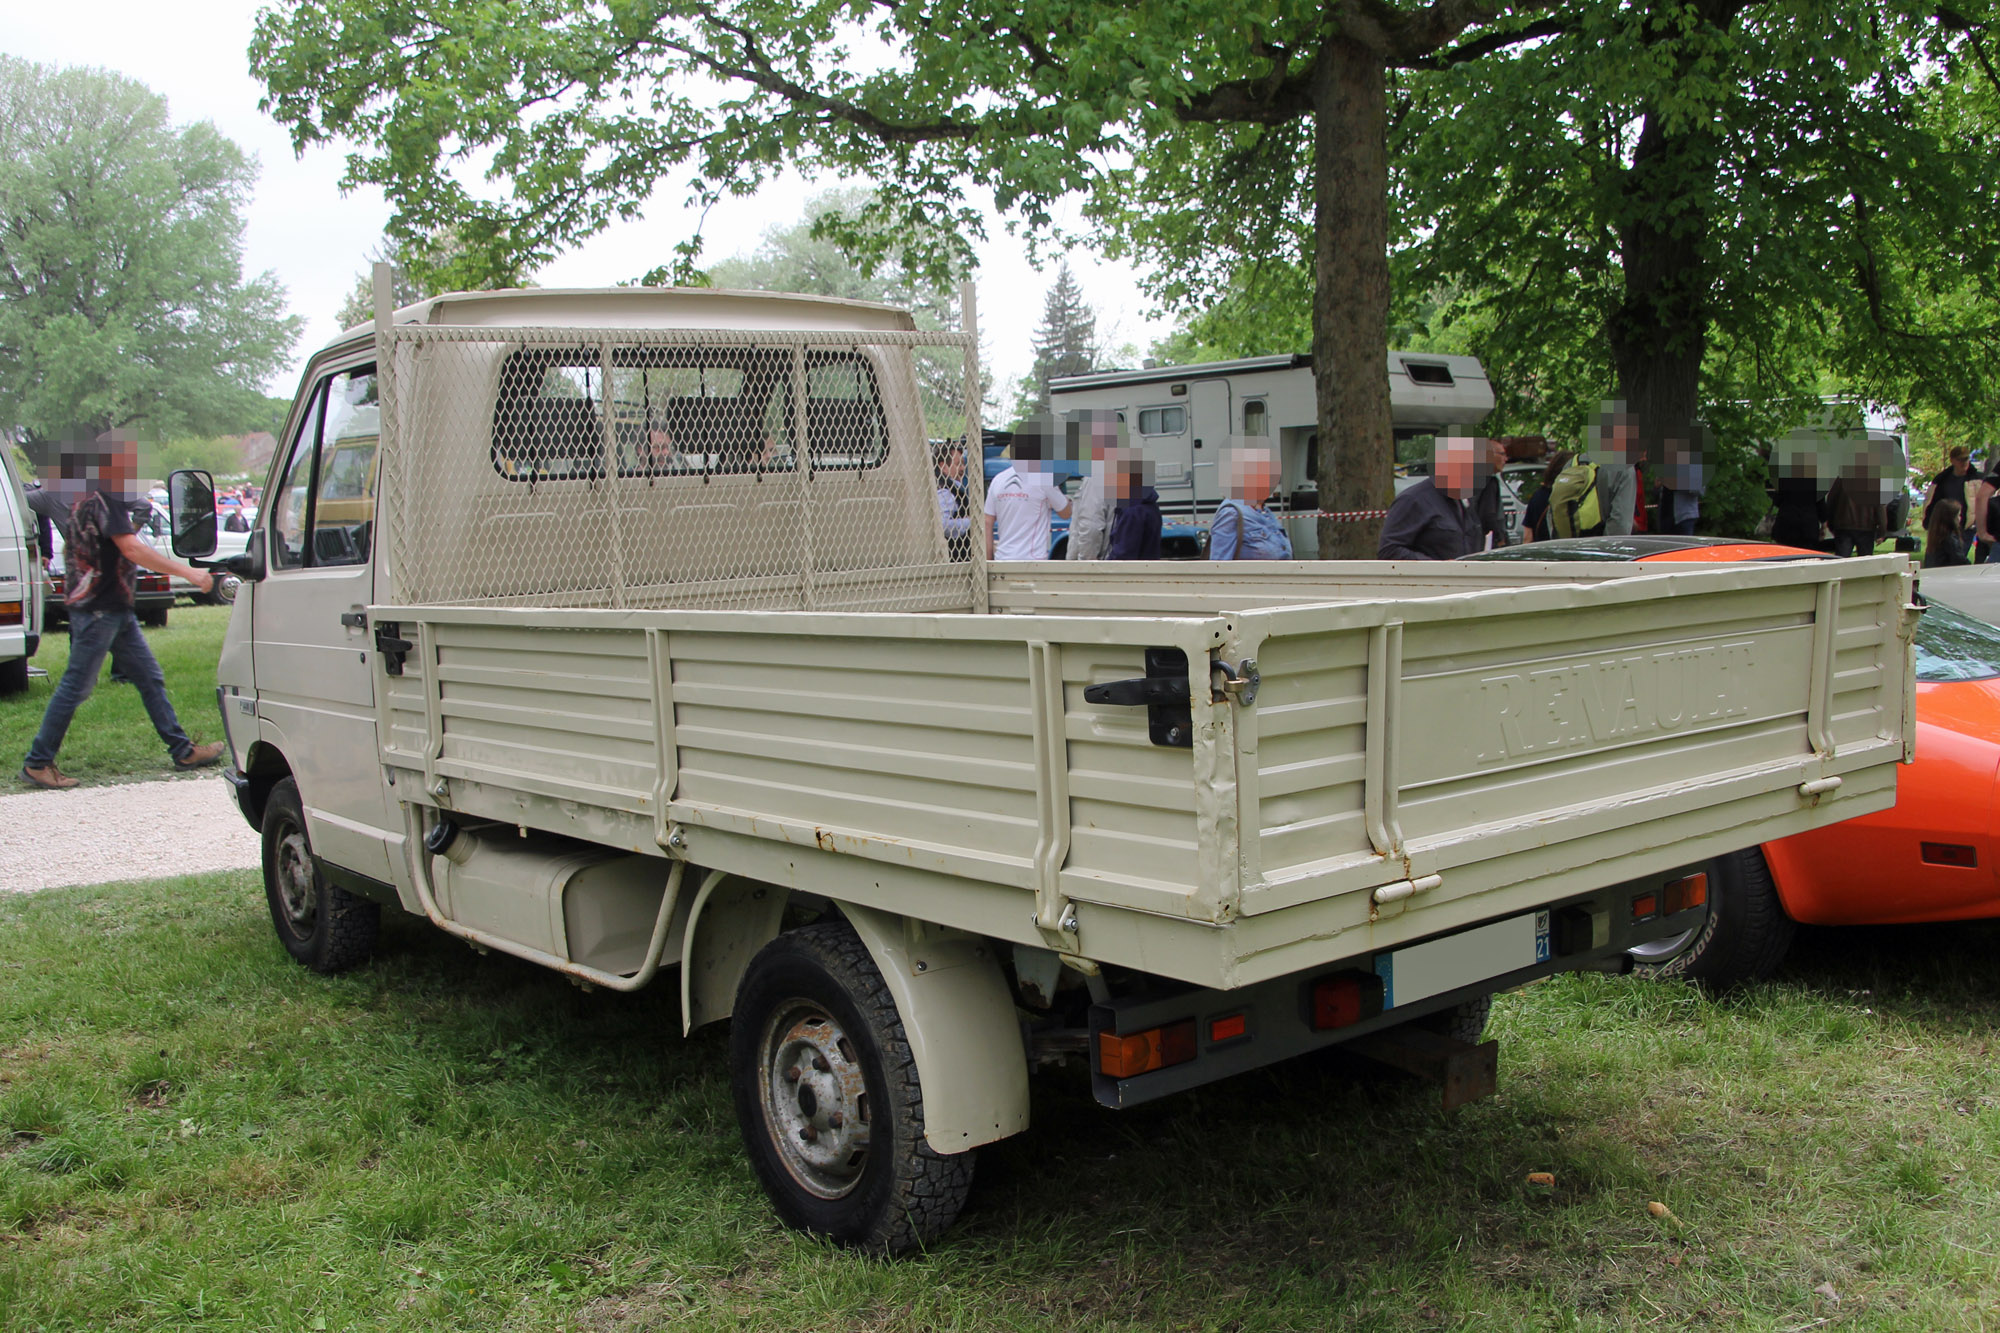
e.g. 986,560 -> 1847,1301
1468,537 -> 1999,987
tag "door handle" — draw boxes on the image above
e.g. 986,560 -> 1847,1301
339,611 -> 367,630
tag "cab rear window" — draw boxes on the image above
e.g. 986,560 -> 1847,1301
1914,601 -> 2000,682
490,346 -> 888,480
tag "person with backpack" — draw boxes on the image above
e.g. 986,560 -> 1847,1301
21,434 -> 225,791
1379,434 -> 1484,559
1208,446 -> 1293,561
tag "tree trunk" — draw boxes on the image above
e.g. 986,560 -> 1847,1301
1607,1 -> 1732,459
1312,36 -> 1393,560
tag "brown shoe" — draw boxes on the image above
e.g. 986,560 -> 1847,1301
21,764 -> 79,790
173,742 -> 226,771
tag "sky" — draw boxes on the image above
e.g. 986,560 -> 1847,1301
4,1 -> 1175,404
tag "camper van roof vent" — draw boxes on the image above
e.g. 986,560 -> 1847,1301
1402,360 -> 1454,387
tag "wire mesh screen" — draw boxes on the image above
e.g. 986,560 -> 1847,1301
376,325 -> 984,613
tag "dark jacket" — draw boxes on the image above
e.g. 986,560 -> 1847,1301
1107,487 -> 1162,560
1825,475 -> 1884,538
1474,475 -> 1511,549
1379,478 -> 1482,561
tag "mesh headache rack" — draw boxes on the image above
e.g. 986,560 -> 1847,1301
374,312 -> 986,614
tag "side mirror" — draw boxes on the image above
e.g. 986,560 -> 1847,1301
168,469 -> 218,558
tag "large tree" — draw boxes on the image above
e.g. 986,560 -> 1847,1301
0,58 -> 298,456
1393,0 -> 2000,449
251,0 -> 1563,556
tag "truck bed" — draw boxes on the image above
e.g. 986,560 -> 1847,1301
375,554 -> 1915,990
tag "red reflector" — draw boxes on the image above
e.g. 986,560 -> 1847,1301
1310,971 -> 1383,1030
1097,1020 -> 1197,1079
1631,893 -> 1658,921
0,600 -> 19,626
1661,872 -> 1708,914
1921,842 -> 1978,868
1209,1013 -> 1247,1044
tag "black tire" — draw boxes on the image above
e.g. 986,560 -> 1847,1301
1416,992 -> 1493,1045
1629,847 -> 1794,990
139,605 -> 168,628
260,777 -> 379,974
0,656 -> 27,695
729,921 -> 975,1254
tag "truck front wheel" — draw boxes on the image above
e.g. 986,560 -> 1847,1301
260,777 -> 380,974
1629,847 -> 1794,990
729,921 -> 975,1254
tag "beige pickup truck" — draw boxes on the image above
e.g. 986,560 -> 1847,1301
167,281 -> 1917,1253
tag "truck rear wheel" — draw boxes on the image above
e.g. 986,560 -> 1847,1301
260,777 -> 379,974
1629,847 -> 1794,990
729,921 -> 974,1254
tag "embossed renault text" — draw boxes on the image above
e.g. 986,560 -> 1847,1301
1476,640 -> 1758,763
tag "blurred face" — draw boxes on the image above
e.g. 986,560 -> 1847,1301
1226,448 -> 1278,503
1434,437 -> 1478,499
646,428 -> 674,466
940,448 -> 965,482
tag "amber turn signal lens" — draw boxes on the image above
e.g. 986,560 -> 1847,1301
1630,892 -> 1659,921
1097,1020 -> 1197,1079
0,600 -> 19,625
1660,872 -> 1708,914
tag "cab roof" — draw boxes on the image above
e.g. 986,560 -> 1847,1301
331,286 -> 918,349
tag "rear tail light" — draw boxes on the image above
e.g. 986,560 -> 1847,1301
1208,1013 -> 1247,1044
1097,1020 -> 1197,1078
1630,892 -> 1658,921
1310,971 -> 1384,1030
1662,873 -> 1707,913
0,600 -> 18,626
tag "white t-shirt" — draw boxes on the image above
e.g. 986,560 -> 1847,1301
984,466 -> 1068,561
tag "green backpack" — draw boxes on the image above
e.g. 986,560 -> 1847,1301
1549,460 -> 1604,538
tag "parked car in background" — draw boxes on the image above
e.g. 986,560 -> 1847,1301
1464,535 -> 2000,990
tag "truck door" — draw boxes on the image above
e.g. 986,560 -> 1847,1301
254,363 -> 400,883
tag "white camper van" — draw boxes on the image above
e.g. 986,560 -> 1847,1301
0,447 -> 45,693
1048,352 -> 1496,556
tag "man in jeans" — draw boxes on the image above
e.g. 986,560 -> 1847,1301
22,435 -> 223,790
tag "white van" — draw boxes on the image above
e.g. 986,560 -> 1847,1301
0,448 -> 45,693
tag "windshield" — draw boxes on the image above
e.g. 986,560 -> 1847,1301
1914,600 -> 2000,682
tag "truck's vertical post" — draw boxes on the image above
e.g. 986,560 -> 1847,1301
960,282 -> 988,615
371,262 -> 400,602
599,338 -> 628,610
1027,638 -> 1074,944
789,343 -> 818,611
1363,619 -> 1406,859
1807,579 -> 1841,760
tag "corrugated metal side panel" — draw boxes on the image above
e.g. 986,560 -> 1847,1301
1060,642 -> 1203,906
671,631 -> 1038,858
432,621 -> 658,809
1251,628 -> 1372,875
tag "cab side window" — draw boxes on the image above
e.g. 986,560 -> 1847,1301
270,388 -> 324,570
310,370 -> 380,567
269,365 -> 378,570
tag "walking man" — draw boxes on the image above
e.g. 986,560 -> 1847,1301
22,434 -> 224,790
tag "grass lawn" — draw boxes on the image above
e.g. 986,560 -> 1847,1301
3,876 -> 1998,1331
2,604 -> 231,786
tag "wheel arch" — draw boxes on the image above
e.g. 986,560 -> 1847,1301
839,903 -> 1029,1154
238,741 -> 293,831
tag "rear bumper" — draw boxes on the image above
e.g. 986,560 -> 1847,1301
1084,863 -> 1708,1109
221,765 -> 260,833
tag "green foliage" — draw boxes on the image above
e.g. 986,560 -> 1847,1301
0,58 -> 300,450
1393,0 -> 2000,444
332,232 -> 531,329
152,437 -> 251,480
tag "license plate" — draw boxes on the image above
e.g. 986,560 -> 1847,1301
1375,910 -> 1551,1008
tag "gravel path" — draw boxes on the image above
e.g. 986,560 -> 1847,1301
0,776 -> 260,893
